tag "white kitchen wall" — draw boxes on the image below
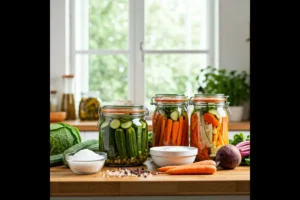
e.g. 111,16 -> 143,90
50,0 -> 250,110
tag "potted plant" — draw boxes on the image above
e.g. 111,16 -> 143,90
196,66 -> 250,122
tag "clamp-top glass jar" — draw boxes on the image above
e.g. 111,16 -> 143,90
189,94 -> 231,161
98,105 -> 149,166
150,94 -> 189,147
78,91 -> 101,121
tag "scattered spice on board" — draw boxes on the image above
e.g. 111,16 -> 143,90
101,167 -> 159,178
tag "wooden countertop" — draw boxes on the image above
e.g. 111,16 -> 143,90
61,120 -> 250,132
50,159 -> 250,197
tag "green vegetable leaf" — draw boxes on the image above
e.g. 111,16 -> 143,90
246,135 -> 250,141
50,123 -> 82,156
230,132 -> 245,145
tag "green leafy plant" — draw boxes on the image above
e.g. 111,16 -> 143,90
196,66 -> 250,106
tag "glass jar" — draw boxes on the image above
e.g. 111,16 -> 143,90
98,105 -> 149,166
50,90 -> 58,112
150,94 -> 189,147
189,94 -> 231,161
61,74 -> 76,120
79,91 -> 101,121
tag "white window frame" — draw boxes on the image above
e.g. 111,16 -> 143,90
69,0 -> 217,108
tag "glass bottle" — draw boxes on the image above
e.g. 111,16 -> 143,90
150,94 -> 189,147
98,105 -> 149,166
79,91 -> 101,121
61,74 -> 76,120
50,90 -> 58,112
189,94 -> 231,161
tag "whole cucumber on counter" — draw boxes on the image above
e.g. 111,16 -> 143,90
62,139 -> 99,167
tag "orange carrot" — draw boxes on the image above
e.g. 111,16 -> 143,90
181,118 -> 188,146
158,160 -> 216,172
191,123 -> 199,146
152,112 -> 160,131
176,116 -> 184,145
171,121 -> 180,145
222,116 -> 229,144
163,119 -> 173,145
165,164 -> 217,175
158,117 -> 166,146
203,113 -> 220,127
191,112 -> 199,131
154,115 -> 163,146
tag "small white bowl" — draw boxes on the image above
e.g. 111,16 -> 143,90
150,146 -> 198,167
66,151 -> 107,175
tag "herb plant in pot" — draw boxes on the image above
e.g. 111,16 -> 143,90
196,66 -> 250,122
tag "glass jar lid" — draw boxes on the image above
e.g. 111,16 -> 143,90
99,105 -> 149,117
189,94 -> 229,104
151,94 -> 188,105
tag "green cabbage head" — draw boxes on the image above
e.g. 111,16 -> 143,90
50,123 -> 82,156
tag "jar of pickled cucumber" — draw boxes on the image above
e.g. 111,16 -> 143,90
189,94 -> 231,161
98,105 -> 149,166
150,94 -> 189,147
78,91 -> 101,121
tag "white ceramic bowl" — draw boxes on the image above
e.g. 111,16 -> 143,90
66,151 -> 107,175
150,146 -> 198,167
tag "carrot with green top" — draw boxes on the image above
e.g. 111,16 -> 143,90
203,113 -> 220,127
165,164 -> 217,175
171,121 -> 179,145
175,116 -> 184,145
163,119 -> 173,146
158,117 -> 166,146
158,160 -> 216,172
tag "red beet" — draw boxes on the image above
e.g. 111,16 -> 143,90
215,144 -> 241,169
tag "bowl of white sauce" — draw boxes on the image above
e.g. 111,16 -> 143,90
66,149 -> 107,175
150,146 -> 198,167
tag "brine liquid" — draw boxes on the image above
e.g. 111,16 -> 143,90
61,93 -> 76,120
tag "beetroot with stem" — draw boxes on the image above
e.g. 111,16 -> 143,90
215,144 -> 242,169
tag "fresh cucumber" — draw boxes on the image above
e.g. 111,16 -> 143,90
121,121 -> 133,129
100,120 -> 110,128
62,139 -> 98,167
126,127 -> 138,157
170,110 -> 179,121
135,125 -> 143,157
140,120 -> 147,129
208,109 -> 221,120
115,128 -> 128,159
50,154 -> 63,167
141,128 -> 148,155
110,119 -> 121,129
108,128 -> 117,158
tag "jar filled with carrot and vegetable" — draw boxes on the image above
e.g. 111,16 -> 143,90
189,94 -> 231,161
150,94 -> 189,147
78,91 -> 101,121
98,105 -> 149,166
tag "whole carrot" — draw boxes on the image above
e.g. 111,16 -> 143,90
158,160 -> 216,172
154,115 -> 163,146
171,121 -> 179,145
158,117 -> 166,146
163,119 -> 173,146
181,114 -> 189,146
176,116 -> 184,145
166,165 -> 217,175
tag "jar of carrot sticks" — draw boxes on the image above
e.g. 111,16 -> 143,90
150,94 -> 189,147
189,94 -> 231,161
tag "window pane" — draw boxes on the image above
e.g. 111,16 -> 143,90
74,0 -> 129,50
75,54 -> 129,104
145,54 -> 207,107
145,0 -> 208,50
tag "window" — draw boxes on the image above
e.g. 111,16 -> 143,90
70,0 -> 217,111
